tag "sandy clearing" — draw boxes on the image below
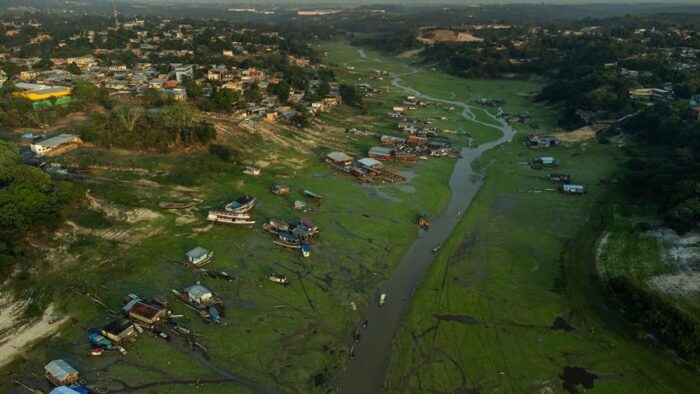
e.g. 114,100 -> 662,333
0,301 -> 67,368
397,49 -> 423,58
554,125 -> 603,143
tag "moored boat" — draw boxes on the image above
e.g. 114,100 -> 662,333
207,211 -> 255,225
266,273 -> 289,285
225,195 -> 256,213
379,293 -> 387,306
273,232 -> 302,249
302,243 -> 310,257
303,189 -> 324,202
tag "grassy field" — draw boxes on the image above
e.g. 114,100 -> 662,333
380,59 -> 700,394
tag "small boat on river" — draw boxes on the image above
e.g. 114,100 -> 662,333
302,243 -> 310,257
379,293 -> 387,306
267,273 -> 289,285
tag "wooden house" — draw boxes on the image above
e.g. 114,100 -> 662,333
101,318 -> 136,344
44,360 -> 79,386
127,301 -> 168,327
186,247 -> 213,266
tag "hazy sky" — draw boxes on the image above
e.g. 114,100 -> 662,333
142,0 -> 700,4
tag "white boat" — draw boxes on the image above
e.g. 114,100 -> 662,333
302,243 -> 310,258
224,195 -> 256,213
379,293 -> 386,306
207,211 -> 255,225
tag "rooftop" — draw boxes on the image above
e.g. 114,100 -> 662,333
44,359 -> 77,380
35,134 -> 79,148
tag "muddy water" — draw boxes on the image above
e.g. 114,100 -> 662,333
339,74 -> 515,393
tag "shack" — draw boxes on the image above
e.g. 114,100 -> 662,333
101,318 -> 136,344
184,284 -> 213,305
358,157 -> 383,171
368,146 -> 394,160
527,134 -> 559,148
380,135 -> 406,145
186,246 -> 213,267
530,156 -> 558,168
325,151 -> 354,167
44,359 -> 79,386
127,301 -> 168,327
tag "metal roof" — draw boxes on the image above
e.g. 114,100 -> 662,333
35,134 -> 79,148
326,151 -> 353,162
369,147 -> 393,156
44,359 -> 77,381
358,158 -> 382,168
186,246 -> 210,259
185,284 -> 211,300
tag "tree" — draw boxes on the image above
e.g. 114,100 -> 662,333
1,79 -> 18,94
32,58 -> 53,70
112,104 -> 144,133
72,81 -> 104,105
66,62 -> 81,75
339,84 -> 363,107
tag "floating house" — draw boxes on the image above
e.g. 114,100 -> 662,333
101,318 -> 136,344
527,134 -> 559,148
126,301 -> 168,326
183,284 -> 213,305
44,359 -> 79,386
186,246 -> 213,266
325,151 -> 354,167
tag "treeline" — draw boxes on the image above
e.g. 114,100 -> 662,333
76,102 -> 216,152
0,142 -> 81,276
621,103 -> 700,231
609,276 -> 700,362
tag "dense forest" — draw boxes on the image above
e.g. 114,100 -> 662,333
0,142 -> 81,277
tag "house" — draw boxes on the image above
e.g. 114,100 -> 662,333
44,360 -> 79,386
101,318 -> 136,344
186,246 -> 213,266
561,184 -> 585,194
30,134 -> 83,157
381,135 -> 406,145
531,156 -> 558,168
629,88 -> 674,103
183,284 -> 213,305
174,65 -> 193,84
127,301 -> 168,326
527,134 -> 559,148
358,157 -> 383,170
369,146 -> 394,160
407,135 -> 428,145
326,151 -> 354,166
271,184 -> 290,196
161,88 -> 187,101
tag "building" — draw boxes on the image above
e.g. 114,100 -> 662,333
44,360 -> 79,386
127,301 -> 168,326
101,318 -> 136,344
629,88 -> 674,103
13,86 -> 72,101
186,246 -> 213,266
561,184 -> 585,194
368,146 -> 394,160
174,65 -> 193,84
30,134 -> 82,157
358,157 -> 383,170
184,284 -> 213,305
325,151 -> 354,166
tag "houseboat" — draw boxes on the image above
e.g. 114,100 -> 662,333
274,232 -> 302,249
263,218 -> 290,234
224,195 -> 256,213
207,211 -> 255,225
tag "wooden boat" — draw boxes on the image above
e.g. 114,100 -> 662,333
159,201 -> 193,209
294,200 -> 314,213
273,232 -> 302,249
379,293 -> 387,306
266,273 -> 289,285
225,195 -> 256,213
207,211 -> 255,225
303,190 -> 324,202
302,243 -> 310,258
90,348 -> 104,356
262,219 -> 290,234
242,166 -> 261,176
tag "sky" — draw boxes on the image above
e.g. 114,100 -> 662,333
142,0 -> 700,4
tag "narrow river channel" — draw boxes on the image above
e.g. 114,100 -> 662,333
340,69 -> 515,393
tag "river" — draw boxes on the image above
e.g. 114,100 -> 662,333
339,65 -> 515,393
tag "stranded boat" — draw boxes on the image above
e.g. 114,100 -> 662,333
207,211 -> 255,225
267,273 -> 289,285
302,243 -> 310,257
303,190 -> 324,202
225,195 -> 256,213
379,293 -> 387,306
274,232 -> 302,249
